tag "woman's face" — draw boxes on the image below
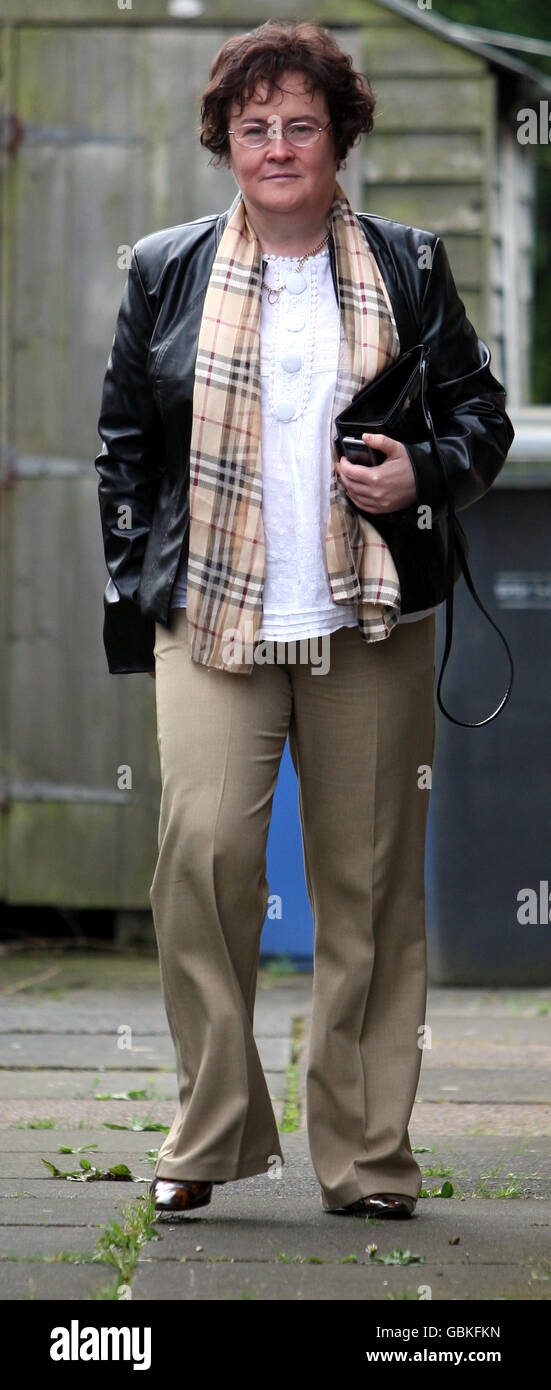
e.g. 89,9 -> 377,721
227,69 -> 339,230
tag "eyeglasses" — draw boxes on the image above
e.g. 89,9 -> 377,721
227,119 -> 332,149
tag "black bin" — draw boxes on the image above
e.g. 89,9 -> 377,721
426,485 -> 551,985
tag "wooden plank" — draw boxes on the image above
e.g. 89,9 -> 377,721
7,472 -> 162,906
368,77 -> 491,131
487,293 -> 506,386
364,23 -> 487,75
0,19 -> 13,477
8,479 -> 156,786
8,474 -> 162,902
17,25 -> 156,132
361,199 -> 485,286
0,0 -> 394,25
6,803 -> 158,906
489,111 -> 536,403
476,70 -> 494,381
11,28 -> 221,450
404,234 -> 483,287
360,182 -> 486,234
0,21 -> 15,900
363,132 -> 485,183
450,289 -> 483,334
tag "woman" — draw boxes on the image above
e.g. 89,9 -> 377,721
95,20 -> 514,1219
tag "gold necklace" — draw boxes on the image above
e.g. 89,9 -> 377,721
261,232 -> 330,305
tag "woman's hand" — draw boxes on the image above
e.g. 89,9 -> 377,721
336,433 -> 417,513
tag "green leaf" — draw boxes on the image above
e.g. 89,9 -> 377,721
102,1120 -> 170,1132
100,1164 -> 134,1181
94,1089 -> 149,1101
57,1143 -> 99,1155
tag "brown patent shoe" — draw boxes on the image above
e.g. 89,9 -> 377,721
329,1192 -> 416,1218
150,1176 -> 213,1212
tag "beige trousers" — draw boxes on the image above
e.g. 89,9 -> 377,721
149,607 -> 436,1210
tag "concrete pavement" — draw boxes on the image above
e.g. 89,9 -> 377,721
0,948 -> 550,1300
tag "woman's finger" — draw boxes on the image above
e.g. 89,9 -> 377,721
361,432 -> 389,454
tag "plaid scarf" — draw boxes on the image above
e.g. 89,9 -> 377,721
185,179 -> 401,673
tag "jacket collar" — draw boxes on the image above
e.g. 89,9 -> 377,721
215,189 -> 241,249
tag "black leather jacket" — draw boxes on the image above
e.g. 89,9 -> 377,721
95,190 -> 515,673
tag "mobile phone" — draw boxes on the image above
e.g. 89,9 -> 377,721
341,436 -> 381,466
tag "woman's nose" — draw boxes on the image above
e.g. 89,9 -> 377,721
265,141 -> 295,161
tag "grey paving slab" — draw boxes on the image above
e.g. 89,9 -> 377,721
0,1071 -> 177,1098
1,982 -> 547,1029
253,986 -> 313,1032
0,1068 -> 285,1105
132,1140 -> 551,1302
0,1181 -> 151,1225
3,1134 -> 551,1193
0,1226 -> 105,1258
412,1134 -> 551,1173
0,1034 -> 291,1071
1,1036 -> 172,1067
410,1103 -> 551,1136
0,1002 -> 168,1034
0,1100 -> 181,1127
412,1137 -> 551,1197
1,960 -> 551,1303
131,1258 -> 549,1301
425,989 -> 551,1016
140,1197 -> 551,1266
0,1262 -> 115,1300
424,1017 -> 551,1045
417,1069 -> 551,1103
0,1098 -> 285,1128
0,1128 -> 173,1152
422,1044 -> 551,1069
147,1202 -> 551,1259
0,983 -> 312,1036
0,1153 -> 158,1180
126,1132 -> 551,1301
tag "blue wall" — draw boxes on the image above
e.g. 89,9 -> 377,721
260,737 -> 314,966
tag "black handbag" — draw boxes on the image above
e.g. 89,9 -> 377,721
334,343 -> 514,728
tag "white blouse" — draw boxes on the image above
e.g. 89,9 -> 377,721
170,244 -> 438,633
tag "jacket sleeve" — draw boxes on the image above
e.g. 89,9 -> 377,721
404,235 -> 515,523
94,247 -> 165,673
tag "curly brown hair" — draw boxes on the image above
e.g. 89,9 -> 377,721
198,19 -> 376,170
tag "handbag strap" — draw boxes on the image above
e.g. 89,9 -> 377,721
419,349 -> 514,728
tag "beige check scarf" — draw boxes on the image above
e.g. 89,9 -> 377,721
185,179 -> 401,673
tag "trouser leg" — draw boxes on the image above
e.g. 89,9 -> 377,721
286,617 -> 436,1209
149,609 -> 292,1182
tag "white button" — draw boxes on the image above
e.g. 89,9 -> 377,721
287,318 -> 306,332
281,353 -> 302,373
285,271 -> 306,294
274,401 -> 295,421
